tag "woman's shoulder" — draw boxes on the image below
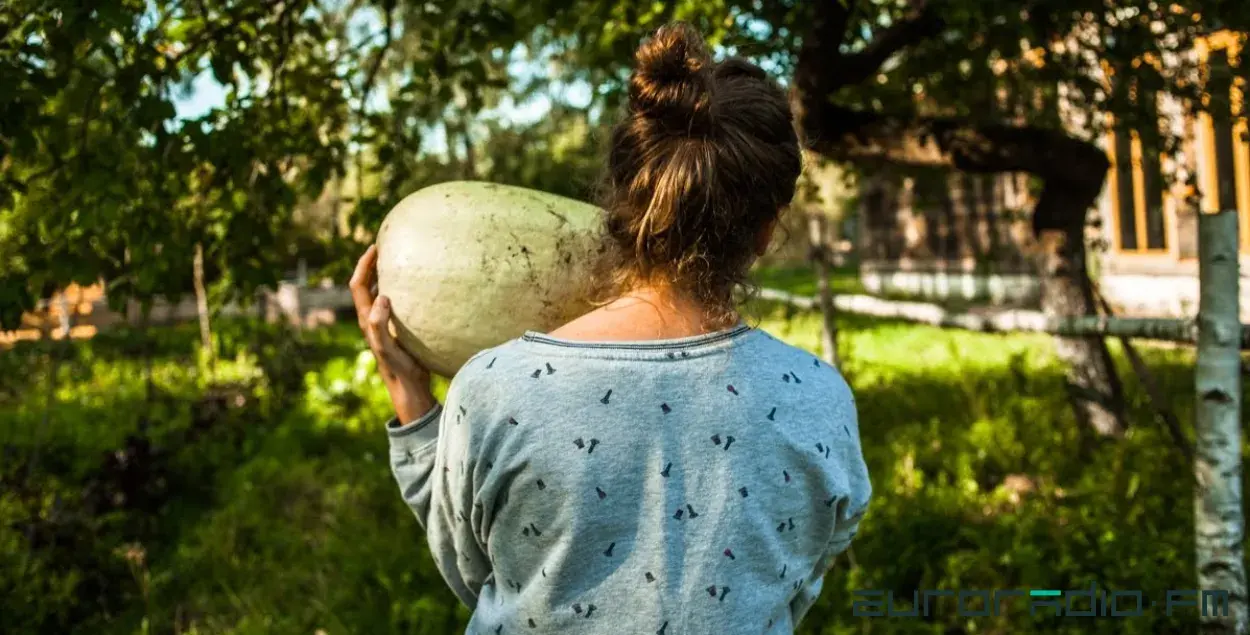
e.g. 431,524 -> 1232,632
744,329 -> 855,398
436,338 -> 531,418
450,337 -> 529,381
748,328 -> 845,371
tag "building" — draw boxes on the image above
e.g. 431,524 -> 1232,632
855,31 -> 1250,320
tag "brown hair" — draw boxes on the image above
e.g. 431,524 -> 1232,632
595,22 -> 802,324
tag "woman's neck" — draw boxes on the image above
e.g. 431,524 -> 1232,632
548,285 -> 740,342
616,286 -> 738,327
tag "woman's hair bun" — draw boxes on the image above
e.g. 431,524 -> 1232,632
628,22 -> 714,134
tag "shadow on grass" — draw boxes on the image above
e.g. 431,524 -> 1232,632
4,311 -> 1244,635
133,401 -> 466,634
798,359 -> 1208,634
747,304 -> 1231,634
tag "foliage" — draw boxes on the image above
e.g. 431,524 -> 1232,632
764,310 -> 1215,635
0,1 -> 355,327
0,0 -> 579,326
0,318 -> 454,634
532,0 -> 1250,134
4,2 -> 1248,632
6,0 -> 1247,329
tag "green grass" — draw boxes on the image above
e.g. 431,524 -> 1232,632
1,284 -> 1243,634
752,263 -> 864,297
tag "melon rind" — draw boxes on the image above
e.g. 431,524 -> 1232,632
375,181 -> 603,377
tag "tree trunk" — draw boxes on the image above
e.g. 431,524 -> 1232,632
792,0 -> 1127,437
23,317 -> 58,555
193,242 -> 214,377
55,291 -> 72,340
1194,210 -> 1246,635
808,214 -> 841,368
455,120 -> 477,180
755,288 -> 1250,348
793,111 -> 1131,439
22,289 -> 74,550
355,145 -> 365,236
1092,284 -> 1192,462
1036,225 -> 1127,436
332,172 -> 346,240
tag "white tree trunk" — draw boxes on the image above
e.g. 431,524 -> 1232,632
1194,209 -> 1245,635
755,288 -> 1250,348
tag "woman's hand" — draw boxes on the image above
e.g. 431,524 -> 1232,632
350,244 -> 436,424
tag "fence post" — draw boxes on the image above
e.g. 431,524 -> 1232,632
1194,209 -> 1245,634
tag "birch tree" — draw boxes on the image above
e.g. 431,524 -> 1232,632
1193,212 -> 1245,635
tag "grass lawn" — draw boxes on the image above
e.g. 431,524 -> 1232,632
752,263 -> 864,297
1,269 -> 1243,634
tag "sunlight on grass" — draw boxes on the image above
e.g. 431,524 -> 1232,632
752,263 -> 864,297
2,311 -> 1239,634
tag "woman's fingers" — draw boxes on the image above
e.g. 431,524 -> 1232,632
366,295 -> 392,346
367,296 -> 416,375
364,294 -> 390,354
350,245 -> 379,328
349,245 -> 433,423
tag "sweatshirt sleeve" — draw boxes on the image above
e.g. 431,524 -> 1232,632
788,495 -> 870,625
822,373 -> 872,560
790,381 -> 872,626
387,382 -> 493,609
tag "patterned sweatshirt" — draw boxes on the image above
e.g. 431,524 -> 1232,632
387,323 -> 871,634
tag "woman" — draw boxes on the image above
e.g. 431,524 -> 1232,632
350,23 -> 871,634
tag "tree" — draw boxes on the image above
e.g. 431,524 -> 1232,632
0,0 -> 543,326
7,0 -> 1245,441
789,1 -> 1130,436
1193,208 -> 1244,631
796,159 -> 855,368
0,1 -> 351,330
514,0 -> 1249,438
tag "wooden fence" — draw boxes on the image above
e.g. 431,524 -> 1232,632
0,282 -> 355,347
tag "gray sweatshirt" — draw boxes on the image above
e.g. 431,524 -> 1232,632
388,324 -> 871,634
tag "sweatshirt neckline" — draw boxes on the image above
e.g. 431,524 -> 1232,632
520,323 -> 754,353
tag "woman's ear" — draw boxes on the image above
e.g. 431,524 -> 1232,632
755,217 -> 779,256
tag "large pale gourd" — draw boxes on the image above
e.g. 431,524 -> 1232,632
375,181 -> 604,377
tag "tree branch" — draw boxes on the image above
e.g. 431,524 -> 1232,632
77,89 -> 99,171
825,0 -> 859,55
795,0 -> 858,99
329,29 -> 385,70
268,1 -> 296,115
829,2 -> 944,88
790,0 -> 1127,435
797,102 -> 1109,231
5,155 -> 67,193
141,4 -> 177,50
1091,282 -> 1193,462
357,0 -> 396,114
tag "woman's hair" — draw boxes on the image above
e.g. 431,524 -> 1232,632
595,22 -> 802,324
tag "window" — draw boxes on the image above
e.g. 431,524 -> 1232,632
1198,37 -> 1250,253
1112,127 -> 1139,250
1107,117 -> 1168,253
1139,127 -> 1168,250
